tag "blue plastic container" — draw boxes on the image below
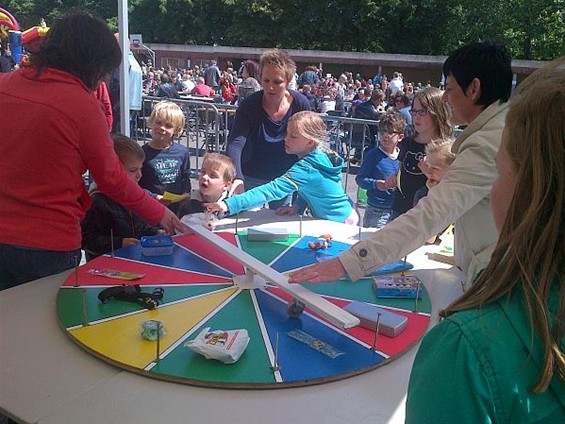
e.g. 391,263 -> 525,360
140,235 -> 174,256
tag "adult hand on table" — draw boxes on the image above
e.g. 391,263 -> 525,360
288,258 -> 347,284
160,208 -> 188,235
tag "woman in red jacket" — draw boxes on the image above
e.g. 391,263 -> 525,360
0,12 -> 184,290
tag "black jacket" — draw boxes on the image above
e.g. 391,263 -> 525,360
81,191 -> 161,261
155,82 -> 180,99
351,100 -> 383,147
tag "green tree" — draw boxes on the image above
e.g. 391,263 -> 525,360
129,0 -> 195,43
3,0 -> 564,60
500,0 -> 564,60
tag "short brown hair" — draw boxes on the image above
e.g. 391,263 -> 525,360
370,89 -> 385,103
380,111 -> 406,134
111,133 -> 145,164
259,49 -> 296,83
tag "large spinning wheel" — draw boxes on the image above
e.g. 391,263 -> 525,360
56,227 -> 431,388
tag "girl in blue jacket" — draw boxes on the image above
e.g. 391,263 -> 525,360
205,111 -> 358,224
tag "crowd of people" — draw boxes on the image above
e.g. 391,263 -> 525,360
0,10 -> 563,424
135,53 -> 442,224
139,55 -> 431,115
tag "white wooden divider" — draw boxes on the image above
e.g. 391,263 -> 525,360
184,223 -> 360,330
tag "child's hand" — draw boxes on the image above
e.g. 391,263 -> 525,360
122,238 -> 140,248
426,179 -> 439,189
383,174 -> 397,190
156,194 -> 172,206
376,179 -> 387,191
275,205 -> 298,216
204,201 -> 228,214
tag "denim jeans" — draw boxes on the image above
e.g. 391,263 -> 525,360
363,205 -> 392,229
243,175 -> 294,210
0,244 -> 81,291
387,209 -> 401,223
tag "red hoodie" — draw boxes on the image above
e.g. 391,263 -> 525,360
0,64 -> 165,251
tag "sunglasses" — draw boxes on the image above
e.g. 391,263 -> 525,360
409,108 -> 428,117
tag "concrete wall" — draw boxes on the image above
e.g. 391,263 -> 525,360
141,43 -> 547,84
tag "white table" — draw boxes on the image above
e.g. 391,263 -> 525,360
0,210 -> 463,424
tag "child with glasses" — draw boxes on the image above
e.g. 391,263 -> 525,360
355,111 -> 405,228
386,86 -> 453,222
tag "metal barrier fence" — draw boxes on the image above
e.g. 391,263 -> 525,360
319,112 -> 380,189
138,96 -> 380,191
138,96 -> 237,172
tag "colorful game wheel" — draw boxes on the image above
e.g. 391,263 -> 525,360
56,230 -> 431,388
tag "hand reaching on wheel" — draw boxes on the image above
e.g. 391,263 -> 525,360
288,258 -> 347,284
203,201 -> 228,214
159,208 -> 188,235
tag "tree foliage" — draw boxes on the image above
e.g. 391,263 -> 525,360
3,0 -> 563,60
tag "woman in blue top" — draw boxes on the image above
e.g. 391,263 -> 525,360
206,111 -> 358,224
226,49 -> 310,209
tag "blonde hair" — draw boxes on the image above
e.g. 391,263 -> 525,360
147,100 -> 186,138
111,133 -> 145,163
288,111 -> 341,162
288,111 -> 328,147
425,137 -> 456,167
413,86 -> 453,139
259,49 -> 296,83
201,153 -> 236,183
441,57 -> 565,392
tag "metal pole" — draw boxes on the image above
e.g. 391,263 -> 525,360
118,0 -> 130,136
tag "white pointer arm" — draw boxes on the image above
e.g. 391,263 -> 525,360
184,223 -> 360,330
